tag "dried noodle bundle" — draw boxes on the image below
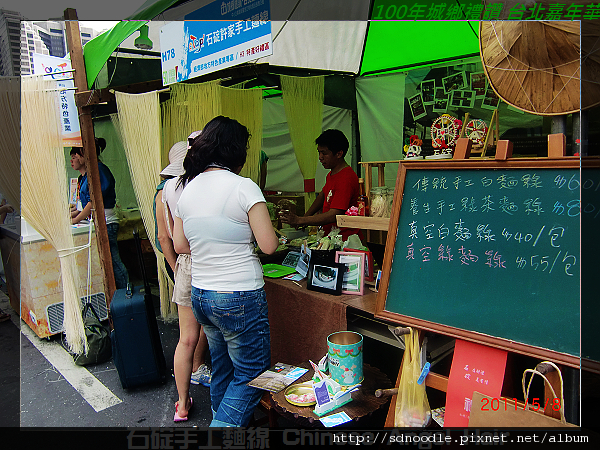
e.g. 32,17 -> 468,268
21,75 -> 86,354
113,90 -> 177,319
221,85 -> 263,184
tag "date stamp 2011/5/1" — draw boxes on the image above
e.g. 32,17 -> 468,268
481,396 -> 562,412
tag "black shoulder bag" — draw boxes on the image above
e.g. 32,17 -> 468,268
73,303 -> 112,366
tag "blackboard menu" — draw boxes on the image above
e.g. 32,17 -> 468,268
377,159 -> 585,364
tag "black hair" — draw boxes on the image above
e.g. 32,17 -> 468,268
178,116 -> 250,188
315,129 -> 349,157
95,137 -> 106,155
69,138 -> 105,158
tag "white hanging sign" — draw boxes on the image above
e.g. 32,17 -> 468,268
32,53 -> 81,147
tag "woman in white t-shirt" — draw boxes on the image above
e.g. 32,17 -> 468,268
173,116 -> 278,427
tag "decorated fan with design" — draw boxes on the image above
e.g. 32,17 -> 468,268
431,114 -> 461,150
465,119 -> 488,146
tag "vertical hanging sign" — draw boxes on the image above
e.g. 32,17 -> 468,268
32,53 -> 82,147
160,0 -> 271,85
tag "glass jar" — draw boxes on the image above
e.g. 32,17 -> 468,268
370,187 -> 387,217
384,187 -> 394,217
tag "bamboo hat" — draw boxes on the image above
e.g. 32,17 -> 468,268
479,20 -> 600,115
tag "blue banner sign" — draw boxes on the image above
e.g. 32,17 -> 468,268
160,0 -> 272,85
160,19 -> 271,85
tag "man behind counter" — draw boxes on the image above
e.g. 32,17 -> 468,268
279,129 -> 361,240
70,139 -> 129,290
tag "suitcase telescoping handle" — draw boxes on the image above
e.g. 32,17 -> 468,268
133,228 -> 151,296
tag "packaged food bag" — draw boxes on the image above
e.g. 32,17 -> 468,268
394,328 -> 431,427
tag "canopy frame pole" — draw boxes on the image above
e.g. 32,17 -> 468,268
64,7 -> 116,305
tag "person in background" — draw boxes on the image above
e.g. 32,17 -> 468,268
70,138 -> 129,290
0,199 -> 14,224
259,150 -> 269,191
173,116 -> 278,427
278,129 -> 361,240
154,136 -> 211,422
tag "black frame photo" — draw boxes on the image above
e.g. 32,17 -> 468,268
442,71 -> 467,94
408,92 -> 427,120
433,87 -> 449,113
420,79 -> 436,104
307,261 -> 345,295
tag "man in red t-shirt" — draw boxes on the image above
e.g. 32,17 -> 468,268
279,129 -> 361,240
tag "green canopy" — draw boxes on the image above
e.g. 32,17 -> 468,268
82,0 -> 482,89
83,21 -> 148,89
360,20 -> 480,76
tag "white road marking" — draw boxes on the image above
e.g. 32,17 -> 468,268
21,322 -> 122,412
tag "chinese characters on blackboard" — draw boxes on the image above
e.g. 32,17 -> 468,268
403,172 -> 581,277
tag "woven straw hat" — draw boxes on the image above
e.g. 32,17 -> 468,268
480,20 -> 600,115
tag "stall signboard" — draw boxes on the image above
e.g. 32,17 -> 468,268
184,0 -> 270,22
32,53 -> 81,147
160,1 -> 271,85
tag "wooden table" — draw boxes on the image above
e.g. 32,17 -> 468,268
264,277 -> 378,365
270,362 -> 392,427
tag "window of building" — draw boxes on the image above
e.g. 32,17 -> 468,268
81,32 -> 91,37
50,28 -> 63,34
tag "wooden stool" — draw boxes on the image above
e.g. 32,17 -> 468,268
253,391 -> 279,427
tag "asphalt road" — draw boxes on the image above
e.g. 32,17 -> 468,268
3,288 -> 216,428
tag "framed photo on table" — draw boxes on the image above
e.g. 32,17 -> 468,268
342,248 -> 374,282
307,261 -> 345,295
335,251 -> 365,295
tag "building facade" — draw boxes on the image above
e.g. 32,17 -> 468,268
0,9 -> 23,76
0,10 -> 100,76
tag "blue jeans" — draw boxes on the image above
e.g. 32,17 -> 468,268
106,223 -> 129,290
191,287 -> 271,427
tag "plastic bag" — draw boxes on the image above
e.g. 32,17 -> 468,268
342,234 -> 368,251
394,328 -> 431,427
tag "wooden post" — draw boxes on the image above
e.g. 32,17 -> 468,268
459,112 -> 470,138
481,109 -> 499,157
64,8 -> 116,304
377,163 -> 385,187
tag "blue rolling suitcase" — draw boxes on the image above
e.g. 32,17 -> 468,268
110,228 -> 167,389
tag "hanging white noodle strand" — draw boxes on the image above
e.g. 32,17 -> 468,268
113,91 -> 178,319
21,75 -> 87,355
281,75 -> 324,211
